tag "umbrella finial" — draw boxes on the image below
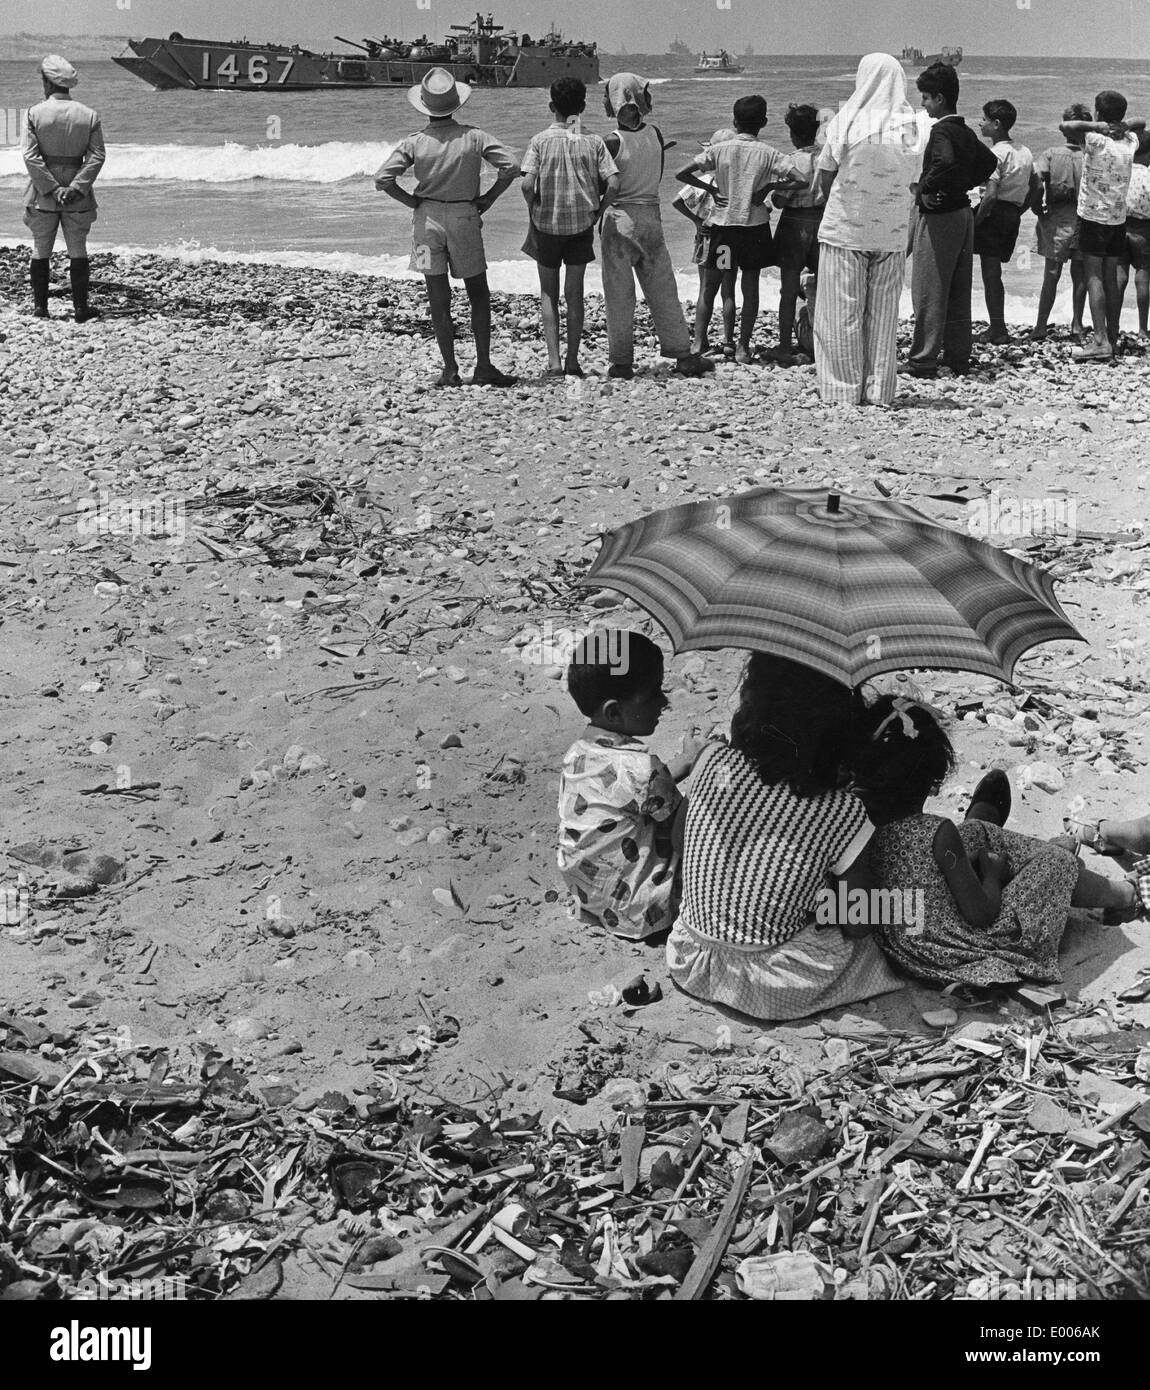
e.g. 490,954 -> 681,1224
827,493 -> 841,515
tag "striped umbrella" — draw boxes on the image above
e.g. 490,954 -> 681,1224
577,487 -> 1084,687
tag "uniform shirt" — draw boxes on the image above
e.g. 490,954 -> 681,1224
816,114 -> 924,252
521,121 -> 618,236
1077,129 -> 1138,225
698,132 -> 797,227
985,138 -> 1034,207
22,93 -> 105,213
1126,162 -> 1150,220
679,744 -> 872,948
557,728 -> 682,940
374,119 -> 518,202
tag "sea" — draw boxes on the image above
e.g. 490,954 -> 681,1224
3,52 -> 1150,323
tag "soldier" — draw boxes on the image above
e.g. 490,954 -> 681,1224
21,54 -> 106,322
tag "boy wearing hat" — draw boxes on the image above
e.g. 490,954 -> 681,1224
376,67 -> 521,387
21,54 -> 106,322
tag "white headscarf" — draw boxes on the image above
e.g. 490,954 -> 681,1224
606,72 -> 651,131
822,53 -> 918,161
41,54 -> 79,89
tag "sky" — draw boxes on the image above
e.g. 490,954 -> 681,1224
3,0 -> 1147,58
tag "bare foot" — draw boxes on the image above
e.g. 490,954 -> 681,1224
470,367 -> 518,388
435,366 -> 463,387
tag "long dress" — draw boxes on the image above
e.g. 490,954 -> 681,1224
868,812 -> 1082,987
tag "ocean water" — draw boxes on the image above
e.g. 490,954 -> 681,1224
3,53 -> 1150,321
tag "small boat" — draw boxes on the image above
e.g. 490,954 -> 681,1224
112,11 -> 599,91
695,49 -> 744,75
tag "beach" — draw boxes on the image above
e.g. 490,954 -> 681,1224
1,247 -> 1150,1297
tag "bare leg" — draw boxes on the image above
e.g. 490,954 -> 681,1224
1095,814 -> 1150,856
465,273 -> 515,384
564,262 -> 586,370
721,275 -> 737,344
1136,266 -> 1150,336
1082,254 -> 1112,353
692,269 -> 721,353
738,266 -> 760,355
1104,255 -> 1123,346
1031,258 -> 1062,338
693,269 -> 709,350
1070,260 -> 1087,336
424,273 -> 459,381
980,255 -> 1007,338
776,264 -> 801,353
1071,862 -> 1138,916
538,264 -> 562,369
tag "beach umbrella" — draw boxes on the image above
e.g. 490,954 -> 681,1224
577,487 -> 1084,688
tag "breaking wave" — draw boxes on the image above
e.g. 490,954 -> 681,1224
0,140 -> 395,185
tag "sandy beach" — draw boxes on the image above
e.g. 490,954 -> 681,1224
1,247 -> 1149,1297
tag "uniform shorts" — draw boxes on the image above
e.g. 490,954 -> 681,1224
1077,215 -> 1128,259
973,200 -> 1024,261
703,223 -> 773,274
23,205 -> 96,258
410,200 -> 486,280
522,222 -> 595,268
1125,217 -> 1150,271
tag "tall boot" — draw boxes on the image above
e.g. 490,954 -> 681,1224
70,257 -> 100,323
30,258 -> 50,318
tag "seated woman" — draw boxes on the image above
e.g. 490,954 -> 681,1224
856,695 -> 1144,990
666,655 -> 904,1021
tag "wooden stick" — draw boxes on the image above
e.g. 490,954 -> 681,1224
675,1151 -> 755,1302
956,1121 -> 1001,1193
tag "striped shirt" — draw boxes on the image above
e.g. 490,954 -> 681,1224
522,122 -> 618,237
679,744 -> 872,947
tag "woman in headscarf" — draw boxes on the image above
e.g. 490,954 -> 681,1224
599,73 -> 712,379
812,53 -> 925,405
21,54 -> 106,322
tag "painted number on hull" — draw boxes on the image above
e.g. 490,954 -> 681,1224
201,52 -> 291,84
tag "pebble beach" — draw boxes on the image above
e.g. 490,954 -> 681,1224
2,246 -> 1150,1298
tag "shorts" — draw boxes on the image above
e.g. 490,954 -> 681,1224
1077,215 -> 1127,259
772,207 -> 823,277
1125,217 -> 1150,271
1035,202 -> 1080,263
521,221 -> 595,268
23,205 -> 96,258
410,200 -> 486,279
703,223 -> 773,274
973,199 -> 1024,261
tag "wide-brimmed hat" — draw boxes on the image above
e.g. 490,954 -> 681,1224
41,54 -> 79,88
408,67 -> 471,116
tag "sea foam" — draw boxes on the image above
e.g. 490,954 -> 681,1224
0,140 -> 393,185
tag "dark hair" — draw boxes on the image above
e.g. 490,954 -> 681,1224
1095,89 -> 1127,123
784,102 -> 820,146
916,62 -> 959,109
733,94 -> 767,133
983,99 -> 1017,132
1063,102 -> 1092,123
729,654 -> 864,798
550,76 -> 587,118
850,695 -> 956,821
566,629 -> 663,717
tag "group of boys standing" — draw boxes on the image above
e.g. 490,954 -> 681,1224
376,62 -> 1147,386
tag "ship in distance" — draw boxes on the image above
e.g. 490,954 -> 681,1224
695,49 -> 745,75
900,44 -> 963,67
112,12 -> 599,90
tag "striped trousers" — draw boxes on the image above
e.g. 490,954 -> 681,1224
814,243 -> 906,406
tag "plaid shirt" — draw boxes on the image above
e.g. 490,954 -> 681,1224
522,121 -> 618,237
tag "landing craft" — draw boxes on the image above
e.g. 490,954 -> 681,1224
112,13 -> 599,91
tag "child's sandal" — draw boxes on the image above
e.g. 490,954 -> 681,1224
1062,816 -> 1122,857
1103,873 -> 1150,925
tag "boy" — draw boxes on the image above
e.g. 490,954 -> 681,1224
520,77 -> 619,377
1118,133 -> 1150,342
375,67 -> 520,388
672,128 -> 737,357
558,631 -> 699,940
1061,90 -> 1146,362
906,62 -> 997,378
766,103 -> 823,364
599,72 -> 712,380
676,95 -> 802,364
1029,104 -> 1091,342
973,99 -> 1034,345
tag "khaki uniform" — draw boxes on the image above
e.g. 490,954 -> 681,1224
22,92 -> 106,256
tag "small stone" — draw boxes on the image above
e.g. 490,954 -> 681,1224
922,1008 -> 959,1029
88,741 -> 111,755
439,733 -> 463,749
764,1111 -> 832,1166
396,827 -> 427,847
66,990 -> 102,1009
444,666 -> 469,683
600,1077 -> 646,1109
426,826 -> 451,846
343,949 -> 374,969
229,1016 -> 270,1042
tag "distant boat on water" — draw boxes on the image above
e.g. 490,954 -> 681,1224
695,49 -> 744,75
901,44 -> 963,67
668,35 -> 690,56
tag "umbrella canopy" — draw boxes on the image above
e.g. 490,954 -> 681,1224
577,487 -> 1084,688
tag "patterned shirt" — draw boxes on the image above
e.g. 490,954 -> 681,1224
698,133 -> 796,228
985,139 -> 1034,207
816,114 -> 926,252
1127,162 -> 1150,220
557,729 -> 682,940
374,119 -> 519,202
676,177 -> 719,225
1077,129 -> 1138,226
679,744 -> 873,948
521,121 -> 618,236
1033,144 -> 1084,205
